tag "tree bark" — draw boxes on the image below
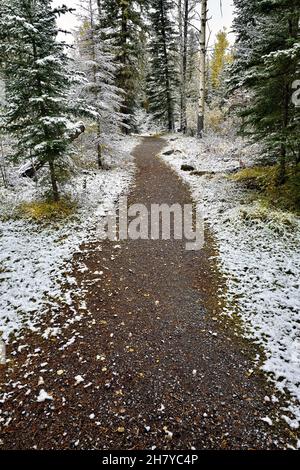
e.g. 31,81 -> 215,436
182,0 -> 188,134
0,139 -> 8,188
97,121 -> 103,169
49,159 -> 59,202
178,0 -> 184,132
197,0 -> 207,138
89,0 -> 104,166
96,0 -> 102,16
121,5 -> 130,134
160,0 -> 174,132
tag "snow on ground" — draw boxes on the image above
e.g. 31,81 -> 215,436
160,134 -> 300,428
0,135 -> 139,341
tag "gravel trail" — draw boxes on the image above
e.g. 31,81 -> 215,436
0,137 -> 291,449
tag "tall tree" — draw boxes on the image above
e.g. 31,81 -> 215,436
178,0 -> 198,133
76,0 -> 124,168
210,30 -> 230,90
101,0 -> 146,133
197,0 -> 207,137
0,0 -> 75,201
230,0 -> 300,183
147,0 -> 178,131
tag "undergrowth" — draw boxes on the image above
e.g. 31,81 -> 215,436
231,164 -> 300,214
18,198 -> 76,221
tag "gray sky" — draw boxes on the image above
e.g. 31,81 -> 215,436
52,0 -> 235,47
206,0 -> 235,47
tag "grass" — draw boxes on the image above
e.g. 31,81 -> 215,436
231,164 -> 300,214
239,201 -> 298,232
18,198 -> 76,221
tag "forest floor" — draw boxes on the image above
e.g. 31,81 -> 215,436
0,137 -> 296,449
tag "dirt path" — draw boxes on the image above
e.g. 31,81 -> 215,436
0,137 -> 290,449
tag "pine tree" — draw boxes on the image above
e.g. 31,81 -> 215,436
147,0 -> 178,131
76,0 -> 124,168
0,0 -> 75,201
230,0 -> 300,183
229,0 -> 258,90
101,0 -> 146,132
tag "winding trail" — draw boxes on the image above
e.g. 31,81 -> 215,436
0,137 -> 289,449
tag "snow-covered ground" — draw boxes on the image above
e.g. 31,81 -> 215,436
160,134 -> 300,429
0,135 -> 139,341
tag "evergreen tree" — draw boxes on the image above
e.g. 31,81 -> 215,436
229,0 -> 258,90
101,0 -> 146,132
147,0 -> 178,131
230,0 -> 300,183
76,0 -> 124,168
0,0 -> 75,200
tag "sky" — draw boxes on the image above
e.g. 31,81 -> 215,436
206,0 -> 235,47
52,0 -> 235,47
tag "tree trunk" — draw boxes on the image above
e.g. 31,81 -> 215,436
96,0 -> 102,16
18,122 -> 86,178
0,139 -> 8,188
197,0 -> 207,138
89,0 -> 105,160
277,81 -> 290,186
49,160 -> 59,202
178,0 -> 184,132
97,121 -> 103,169
182,0 -> 188,134
121,5 -> 130,133
160,0 -> 174,132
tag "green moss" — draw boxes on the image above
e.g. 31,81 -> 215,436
230,165 -> 277,188
18,198 -> 76,221
231,164 -> 300,214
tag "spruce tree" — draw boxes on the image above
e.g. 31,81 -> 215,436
147,0 -> 178,131
0,0 -> 76,201
230,0 -> 300,183
76,0 -> 124,168
101,0 -> 146,132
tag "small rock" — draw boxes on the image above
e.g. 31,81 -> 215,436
181,164 -> 195,172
